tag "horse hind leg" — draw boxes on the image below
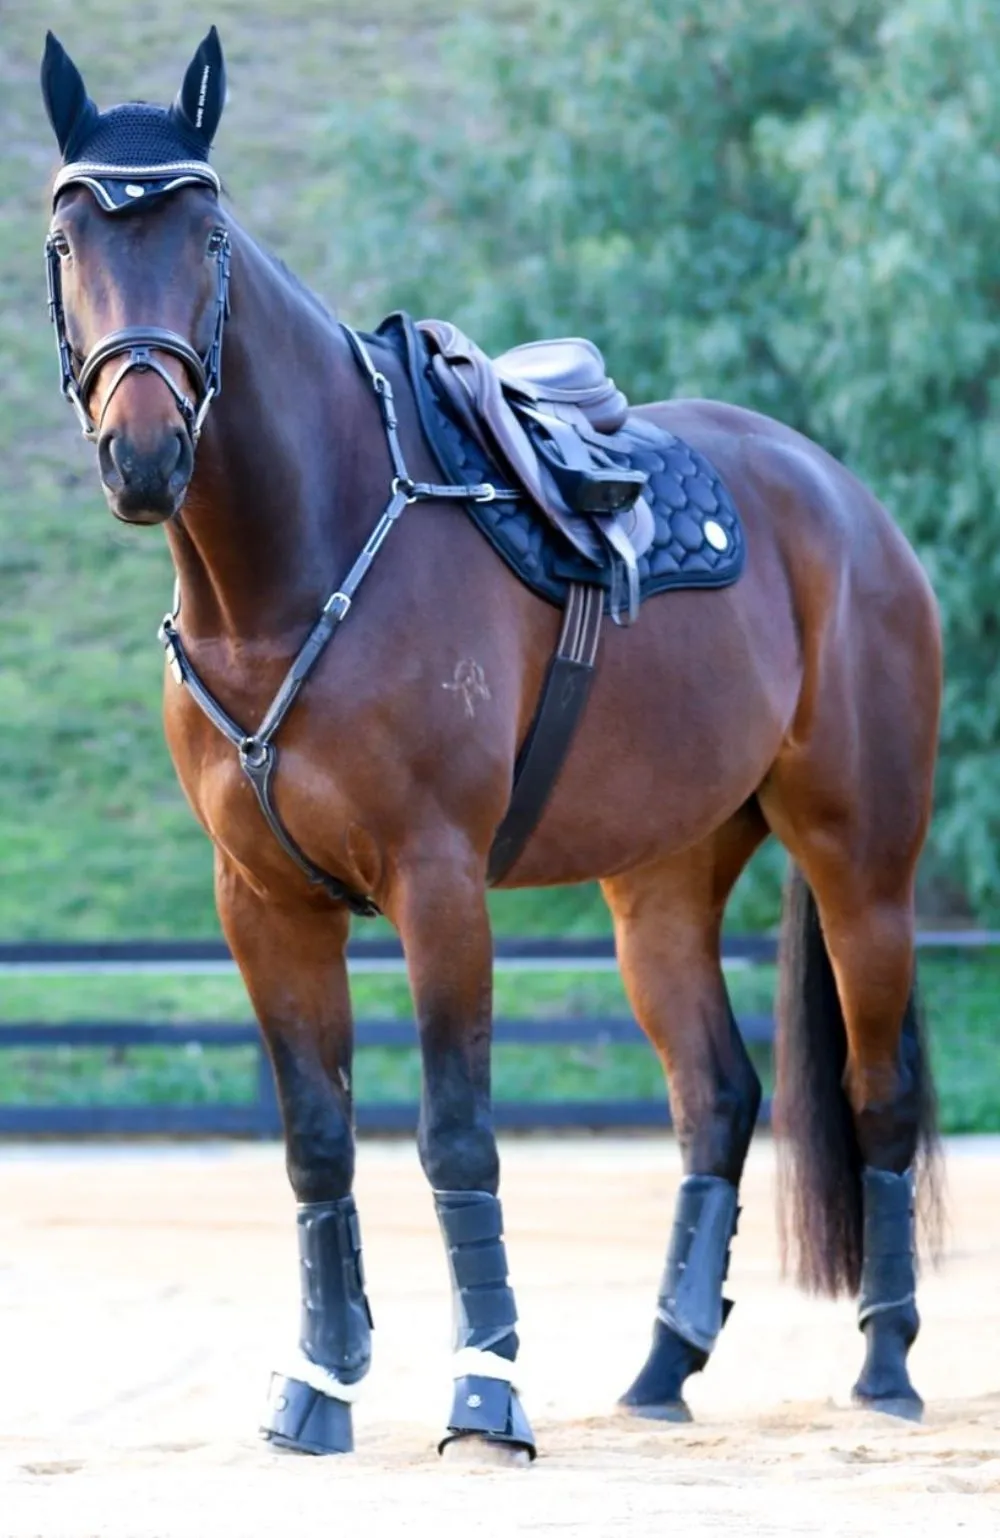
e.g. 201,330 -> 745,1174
602,805 -> 767,1420
762,785 -> 941,1420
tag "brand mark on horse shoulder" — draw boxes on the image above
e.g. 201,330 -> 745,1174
443,660 -> 491,719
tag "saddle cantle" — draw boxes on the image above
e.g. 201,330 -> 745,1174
420,318 -> 652,622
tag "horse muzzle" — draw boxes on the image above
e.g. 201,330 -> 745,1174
98,426 -> 193,524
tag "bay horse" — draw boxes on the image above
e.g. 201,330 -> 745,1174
40,29 -> 941,1462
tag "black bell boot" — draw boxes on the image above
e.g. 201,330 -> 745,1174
434,1190 -> 536,1459
852,1167 -> 922,1421
619,1174 -> 738,1421
261,1195 -> 373,1454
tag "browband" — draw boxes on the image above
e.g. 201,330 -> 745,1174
53,160 -> 221,214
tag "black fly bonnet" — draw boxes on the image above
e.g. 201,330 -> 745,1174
41,28 -> 230,441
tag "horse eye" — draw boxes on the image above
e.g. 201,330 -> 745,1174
50,232 -> 71,259
207,228 -> 226,255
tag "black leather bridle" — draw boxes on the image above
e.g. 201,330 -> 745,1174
44,225 -> 231,443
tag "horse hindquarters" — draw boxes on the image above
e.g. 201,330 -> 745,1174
747,433 -> 943,1416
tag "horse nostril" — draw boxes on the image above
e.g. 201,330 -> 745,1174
166,430 -> 192,490
98,431 -> 124,490
162,431 -> 183,480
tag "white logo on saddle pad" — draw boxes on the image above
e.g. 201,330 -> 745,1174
704,519 -> 729,552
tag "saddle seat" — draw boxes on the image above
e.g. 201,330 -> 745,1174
419,319 -> 654,622
492,337 -> 629,434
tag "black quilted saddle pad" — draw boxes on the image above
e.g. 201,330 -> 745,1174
372,312 -> 745,611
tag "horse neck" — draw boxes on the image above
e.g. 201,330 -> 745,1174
166,223 -> 372,642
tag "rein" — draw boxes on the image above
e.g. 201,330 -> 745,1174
45,229 -> 231,442
159,325 -> 517,917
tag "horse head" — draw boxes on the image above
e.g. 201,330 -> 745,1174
41,28 -> 230,524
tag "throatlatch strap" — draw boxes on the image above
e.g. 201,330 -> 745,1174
434,1190 -> 518,1359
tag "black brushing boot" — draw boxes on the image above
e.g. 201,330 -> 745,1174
261,1196 -> 373,1454
434,1190 -> 535,1459
852,1167 -> 922,1421
619,1174 -> 738,1421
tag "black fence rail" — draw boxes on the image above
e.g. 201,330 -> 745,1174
0,935 -> 777,969
0,930 -> 990,1136
0,1013 -> 774,1137
2,930 -> 994,971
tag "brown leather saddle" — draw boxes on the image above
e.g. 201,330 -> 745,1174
419,320 -> 655,624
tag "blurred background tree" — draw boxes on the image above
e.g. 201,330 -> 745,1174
764,0 -> 1000,914
3,0 -> 1000,933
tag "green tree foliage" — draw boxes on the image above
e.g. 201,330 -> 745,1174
320,0 -> 1000,916
763,0 -> 1000,910
325,0 -> 881,418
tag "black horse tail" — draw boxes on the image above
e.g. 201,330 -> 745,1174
774,866 -> 941,1296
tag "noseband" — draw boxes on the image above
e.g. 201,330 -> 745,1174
44,228 -> 231,443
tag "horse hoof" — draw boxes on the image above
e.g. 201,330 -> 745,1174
438,1374 -> 536,1462
617,1395 -> 692,1424
440,1434 -> 532,1468
260,1373 -> 354,1454
852,1390 -> 923,1424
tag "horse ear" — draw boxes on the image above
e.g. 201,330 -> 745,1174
171,26 -> 226,149
40,31 -> 98,158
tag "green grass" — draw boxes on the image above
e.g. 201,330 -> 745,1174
0,957 -> 996,1130
0,960 -> 778,1026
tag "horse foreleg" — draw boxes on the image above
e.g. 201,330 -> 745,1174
390,850 -> 535,1465
215,855 -> 371,1455
602,810 -> 766,1421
